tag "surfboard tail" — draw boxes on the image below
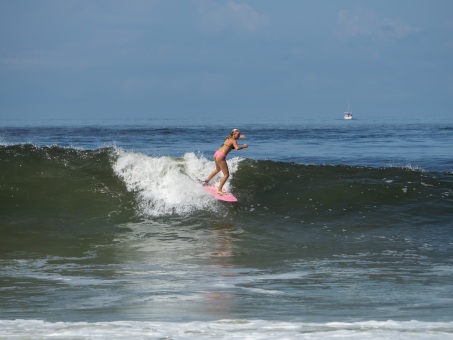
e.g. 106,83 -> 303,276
203,186 -> 238,202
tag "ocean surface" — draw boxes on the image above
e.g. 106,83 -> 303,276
1,116 -> 453,339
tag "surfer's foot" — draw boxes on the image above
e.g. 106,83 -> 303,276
217,190 -> 226,196
201,180 -> 209,186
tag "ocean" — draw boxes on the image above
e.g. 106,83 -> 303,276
1,116 -> 453,339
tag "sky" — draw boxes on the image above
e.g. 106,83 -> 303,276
0,0 -> 452,122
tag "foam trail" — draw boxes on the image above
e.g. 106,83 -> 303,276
112,150 -> 242,216
1,320 -> 452,339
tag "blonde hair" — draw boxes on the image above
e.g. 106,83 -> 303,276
227,128 -> 240,139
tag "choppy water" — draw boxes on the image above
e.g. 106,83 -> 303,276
1,118 -> 452,338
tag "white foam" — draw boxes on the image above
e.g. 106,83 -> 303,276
386,163 -> 426,172
1,319 -> 452,339
112,149 -> 242,216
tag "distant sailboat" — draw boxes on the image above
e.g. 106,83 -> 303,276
344,100 -> 353,120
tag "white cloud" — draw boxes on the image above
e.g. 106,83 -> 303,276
379,18 -> 419,39
337,8 -> 375,38
337,8 -> 418,41
196,0 -> 268,34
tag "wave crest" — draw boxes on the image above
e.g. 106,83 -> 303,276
112,149 -> 243,216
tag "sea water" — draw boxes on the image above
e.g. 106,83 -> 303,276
1,116 -> 453,339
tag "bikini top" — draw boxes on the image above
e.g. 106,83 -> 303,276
221,143 -> 234,150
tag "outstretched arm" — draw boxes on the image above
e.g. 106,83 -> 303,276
232,139 -> 248,150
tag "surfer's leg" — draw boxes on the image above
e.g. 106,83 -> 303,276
217,158 -> 229,194
204,156 -> 221,184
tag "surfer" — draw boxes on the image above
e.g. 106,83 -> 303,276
202,128 -> 248,195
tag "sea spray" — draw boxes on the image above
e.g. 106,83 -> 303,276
112,149 -> 244,216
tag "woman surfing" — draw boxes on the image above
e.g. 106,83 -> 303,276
202,128 -> 248,195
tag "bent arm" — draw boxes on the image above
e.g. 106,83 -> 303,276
232,139 -> 248,150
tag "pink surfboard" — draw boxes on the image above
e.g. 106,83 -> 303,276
203,186 -> 238,202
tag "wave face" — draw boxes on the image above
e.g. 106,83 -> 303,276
1,145 -> 135,222
1,144 -> 452,224
234,159 -> 453,227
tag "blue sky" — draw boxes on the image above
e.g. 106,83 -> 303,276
1,0 -> 452,121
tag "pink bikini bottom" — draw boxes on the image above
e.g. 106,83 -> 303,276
214,151 -> 227,158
